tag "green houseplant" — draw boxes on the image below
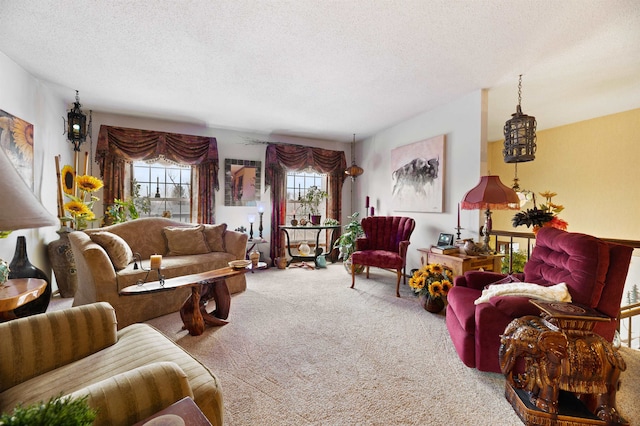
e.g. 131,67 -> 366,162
333,212 -> 364,273
501,250 -> 527,274
299,186 -> 327,225
0,394 -> 97,426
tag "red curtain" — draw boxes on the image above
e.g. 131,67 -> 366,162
265,144 -> 347,263
96,125 -> 219,224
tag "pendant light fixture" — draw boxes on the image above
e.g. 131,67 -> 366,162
65,90 -> 90,152
344,134 -> 364,181
503,75 -> 536,163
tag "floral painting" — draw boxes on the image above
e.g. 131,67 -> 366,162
0,109 -> 33,188
391,134 -> 445,212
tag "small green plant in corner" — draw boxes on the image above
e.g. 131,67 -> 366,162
0,394 -> 97,426
333,212 -> 363,261
501,250 -> 528,274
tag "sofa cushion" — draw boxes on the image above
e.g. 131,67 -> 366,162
89,231 -> 134,270
202,223 -> 227,252
163,225 -> 210,256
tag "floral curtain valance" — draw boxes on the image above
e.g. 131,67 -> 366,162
96,125 -> 219,223
265,143 -> 347,263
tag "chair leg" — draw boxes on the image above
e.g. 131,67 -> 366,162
351,262 -> 356,288
395,270 -> 401,297
366,266 -> 370,278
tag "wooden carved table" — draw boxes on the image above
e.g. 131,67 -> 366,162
417,248 -> 502,276
0,278 -> 47,321
120,267 -> 248,336
500,300 -> 628,426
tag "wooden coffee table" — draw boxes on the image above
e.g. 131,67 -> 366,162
120,266 -> 248,336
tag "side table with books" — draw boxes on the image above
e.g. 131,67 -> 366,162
417,247 -> 503,277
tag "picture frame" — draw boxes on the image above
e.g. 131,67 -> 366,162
224,158 -> 261,206
0,109 -> 34,189
390,134 -> 445,212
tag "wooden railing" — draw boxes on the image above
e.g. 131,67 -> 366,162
489,229 -> 640,349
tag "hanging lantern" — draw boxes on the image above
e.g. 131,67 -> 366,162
503,75 -> 536,163
344,134 -> 364,181
66,90 -> 88,152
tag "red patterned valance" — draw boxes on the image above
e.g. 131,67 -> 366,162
96,125 -> 219,223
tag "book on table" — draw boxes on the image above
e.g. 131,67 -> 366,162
430,245 -> 459,255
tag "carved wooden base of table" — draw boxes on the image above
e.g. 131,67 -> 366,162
506,383 -> 629,426
179,279 -> 231,336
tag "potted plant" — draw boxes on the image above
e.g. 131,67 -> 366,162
300,186 -> 328,225
333,212 -> 364,273
408,263 -> 454,313
0,394 -> 97,425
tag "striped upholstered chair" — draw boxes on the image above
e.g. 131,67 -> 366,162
0,302 -> 223,425
350,216 -> 415,297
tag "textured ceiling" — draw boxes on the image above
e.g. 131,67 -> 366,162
1,0 -> 639,143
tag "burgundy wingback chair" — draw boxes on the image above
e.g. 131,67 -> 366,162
445,227 -> 633,373
350,216 -> 415,297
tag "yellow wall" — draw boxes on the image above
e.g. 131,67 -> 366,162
488,108 -> 640,240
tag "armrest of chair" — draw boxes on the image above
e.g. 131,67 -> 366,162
68,362 -> 194,426
399,240 -> 411,259
0,302 -> 117,392
223,229 -> 249,260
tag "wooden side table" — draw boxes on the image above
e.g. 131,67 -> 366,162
0,278 -> 47,320
416,248 -> 502,276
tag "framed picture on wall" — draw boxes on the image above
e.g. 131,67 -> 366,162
224,158 -> 262,206
390,134 -> 445,212
0,109 -> 34,189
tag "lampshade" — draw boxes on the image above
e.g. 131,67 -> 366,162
461,176 -> 520,211
0,147 -> 58,233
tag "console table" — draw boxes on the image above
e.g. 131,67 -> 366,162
280,224 -> 340,268
417,248 -> 502,276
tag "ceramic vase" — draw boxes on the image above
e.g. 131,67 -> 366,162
47,227 -> 78,298
9,236 -> 51,316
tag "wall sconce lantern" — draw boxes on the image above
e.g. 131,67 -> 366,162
65,90 -> 90,151
344,134 -> 364,181
503,75 -> 536,163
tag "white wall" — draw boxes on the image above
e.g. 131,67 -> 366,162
355,90 -> 487,271
0,52 -> 70,287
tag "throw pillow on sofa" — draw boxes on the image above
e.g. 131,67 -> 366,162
163,225 -> 210,256
89,231 -> 134,270
202,223 -> 227,252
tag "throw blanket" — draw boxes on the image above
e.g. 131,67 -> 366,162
474,282 -> 572,305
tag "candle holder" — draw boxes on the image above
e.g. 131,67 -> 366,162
133,253 -> 164,286
455,225 -> 463,241
258,212 -> 264,239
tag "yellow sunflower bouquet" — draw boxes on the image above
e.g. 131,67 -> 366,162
60,164 -> 104,230
408,263 -> 454,300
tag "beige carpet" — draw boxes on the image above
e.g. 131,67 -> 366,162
140,264 -> 640,426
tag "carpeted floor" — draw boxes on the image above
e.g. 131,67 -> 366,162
135,264 -> 640,426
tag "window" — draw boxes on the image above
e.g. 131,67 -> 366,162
285,170 -> 328,251
132,161 -> 192,222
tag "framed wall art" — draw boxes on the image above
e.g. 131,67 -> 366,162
0,109 -> 34,188
390,134 -> 445,212
224,158 -> 261,206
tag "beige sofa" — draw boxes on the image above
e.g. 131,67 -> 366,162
0,302 -> 223,425
69,217 -> 248,329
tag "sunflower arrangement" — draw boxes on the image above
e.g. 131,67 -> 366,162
408,263 -> 454,299
512,191 -> 568,234
61,167 -> 104,230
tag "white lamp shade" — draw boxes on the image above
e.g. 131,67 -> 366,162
0,148 -> 58,231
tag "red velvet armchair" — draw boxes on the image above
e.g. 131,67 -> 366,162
445,227 -> 633,373
350,216 -> 415,297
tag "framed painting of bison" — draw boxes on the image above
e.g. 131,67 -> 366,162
391,134 -> 445,212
